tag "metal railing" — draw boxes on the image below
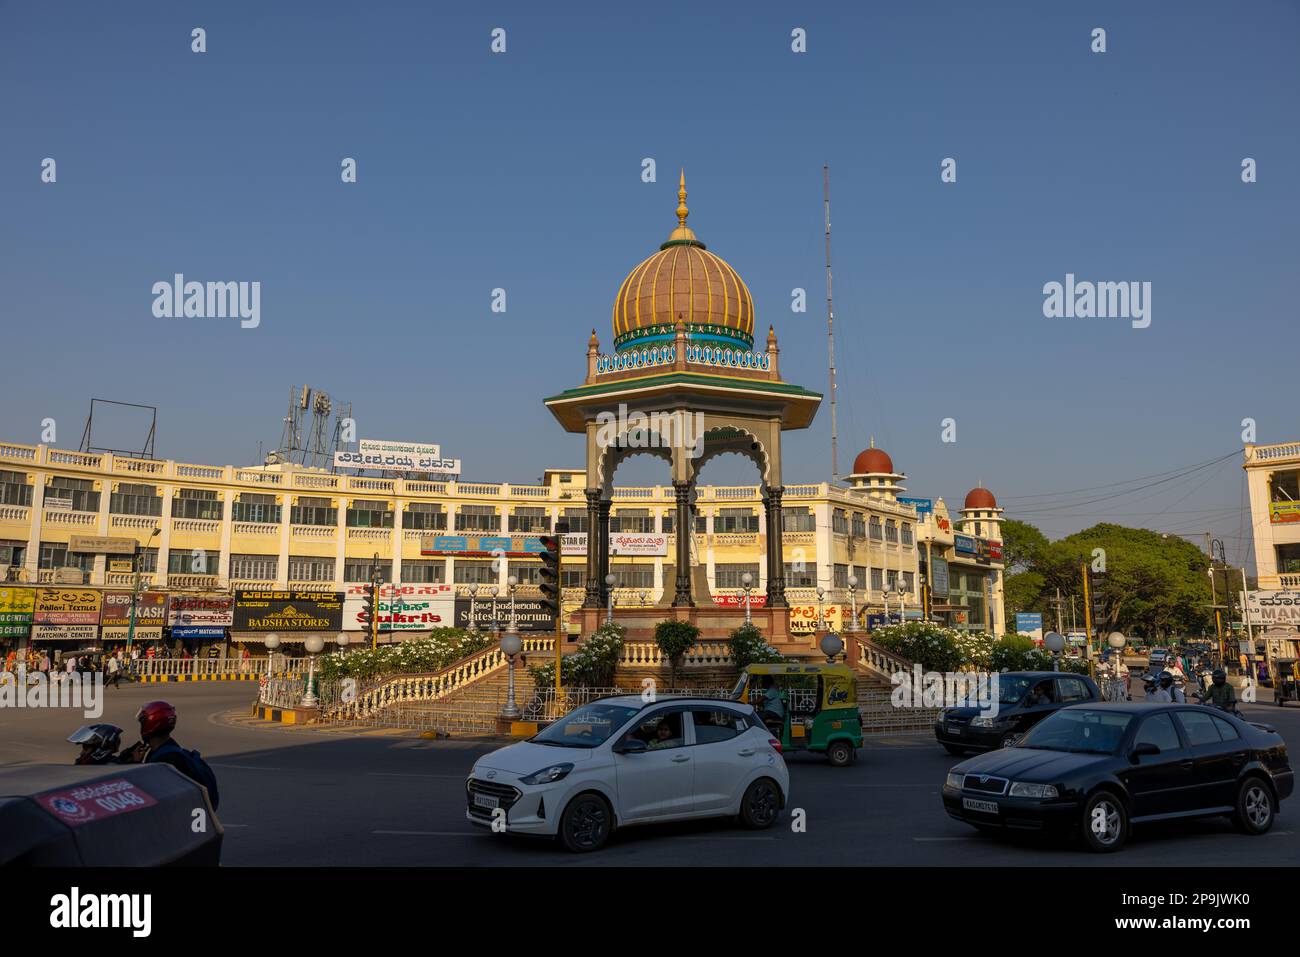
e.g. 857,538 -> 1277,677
131,656 -> 307,677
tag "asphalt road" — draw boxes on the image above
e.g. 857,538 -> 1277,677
5,681 -> 1300,866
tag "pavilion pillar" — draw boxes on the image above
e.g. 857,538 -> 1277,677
597,498 -> 612,607
672,480 -> 693,606
765,485 -> 787,608
583,489 -> 601,608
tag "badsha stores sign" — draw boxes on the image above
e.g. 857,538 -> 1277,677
233,590 -> 344,632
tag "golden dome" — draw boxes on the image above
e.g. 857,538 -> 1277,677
611,172 -> 755,350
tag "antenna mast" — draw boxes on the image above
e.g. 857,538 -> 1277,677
824,164 -> 839,482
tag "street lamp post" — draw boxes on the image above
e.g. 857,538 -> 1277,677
126,527 -> 161,653
1107,631 -> 1127,700
741,572 -> 754,625
507,575 -> 518,634
467,584 -> 479,634
1044,631 -> 1066,672
605,573 -> 616,624
816,586 -> 826,629
300,634 -> 325,707
489,585 -> 500,636
263,633 -> 280,680
819,630 -> 844,663
847,575 -> 858,632
500,626 -> 522,719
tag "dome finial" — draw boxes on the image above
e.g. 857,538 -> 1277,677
676,169 -> 689,227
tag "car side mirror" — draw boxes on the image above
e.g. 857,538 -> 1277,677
613,739 -> 647,755
1129,742 -> 1160,763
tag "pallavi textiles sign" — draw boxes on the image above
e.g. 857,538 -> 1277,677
233,590 -> 344,632
34,588 -> 102,624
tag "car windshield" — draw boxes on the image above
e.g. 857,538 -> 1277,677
529,703 -> 641,749
998,676 -> 1035,704
1017,708 -> 1132,754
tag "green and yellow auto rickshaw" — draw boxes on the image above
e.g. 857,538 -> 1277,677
730,663 -> 863,766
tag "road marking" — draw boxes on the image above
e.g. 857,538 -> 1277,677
913,836 -> 976,842
372,830 -> 478,837
366,772 -> 469,779
211,763 -> 282,771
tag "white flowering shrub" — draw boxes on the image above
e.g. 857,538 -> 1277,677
871,622 -> 996,672
317,628 -> 495,682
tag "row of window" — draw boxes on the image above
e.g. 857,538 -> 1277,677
831,509 -> 913,544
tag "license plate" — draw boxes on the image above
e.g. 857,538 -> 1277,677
963,797 -> 998,814
948,727 -> 962,735
473,793 -> 499,810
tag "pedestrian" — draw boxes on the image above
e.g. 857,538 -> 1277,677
40,652 -> 51,675
106,653 -> 121,688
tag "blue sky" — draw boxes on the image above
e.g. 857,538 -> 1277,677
2,0 -> 1296,563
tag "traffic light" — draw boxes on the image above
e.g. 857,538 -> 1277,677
538,532 -> 562,617
360,581 -> 376,631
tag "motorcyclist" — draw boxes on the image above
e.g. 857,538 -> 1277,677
1159,670 -> 1185,703
1198,669 -> 1237,712
68,723 -> 124,765
117,700 -> 220,809
1142,674 -> 1169,702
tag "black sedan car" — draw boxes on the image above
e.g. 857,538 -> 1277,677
941,703 -> 1293,852
935,671 -> 1101,754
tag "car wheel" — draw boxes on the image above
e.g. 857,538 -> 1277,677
1080,790 -> 1127,853
1232,778 -> 1275,835
942,744 -> 967,756
999,733 -> 1020,749
558,793 -> 613,853
827,740 -> 853,767
739,778 -> 782,830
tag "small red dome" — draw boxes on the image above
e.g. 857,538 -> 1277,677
964,487 -> 998,510
852,447 -> 894,475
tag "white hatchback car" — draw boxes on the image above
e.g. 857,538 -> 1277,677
466,695 -> 789,851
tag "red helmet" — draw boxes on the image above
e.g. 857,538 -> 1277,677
136,700 -> 177,737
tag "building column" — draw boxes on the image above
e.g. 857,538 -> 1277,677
672,480 -> 692,606
24,469 -> 45,581
157,483 -> 175,585
276,493 -> 291,587
597,498 -> 611,606
391,498 -> 404,585
583,489 -> 601,608
217,482 -> 233,587
765,485 -> 787,608
334,498 -> 347,586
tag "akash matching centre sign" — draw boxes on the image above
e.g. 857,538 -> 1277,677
99,591 -> 167,641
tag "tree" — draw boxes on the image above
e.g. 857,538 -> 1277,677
1000,519 -> 1050,573
654,620 -> 700,687
1035,524 -> 1213,641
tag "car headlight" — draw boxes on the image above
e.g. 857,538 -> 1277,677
520,763 -> 574,786
969,716 -> 998,728
1008,782 -> 1059,799
945,772 -> 965,790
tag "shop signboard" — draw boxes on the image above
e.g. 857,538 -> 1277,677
69,536 -> 138,556
35,588 -> 102,625
954,534 -> 976,555
100,591 -> 167,628
1244,591 -> 1300,627
897,496 -> 933,516
789,604 -> 842,635
559,533 -> 668,556
167,595 -> 235,638
455,598 -> 554,633
930,558 -> 950,599
0,586 -> 35,638
233,590 -> 344,632
1015,612 -> 1044,640
420,535 -> 546,558
32,624 -> 99,643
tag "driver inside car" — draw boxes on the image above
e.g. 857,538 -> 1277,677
1028,681 -> 1055,706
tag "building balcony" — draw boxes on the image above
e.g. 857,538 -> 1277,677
0,504 -> 30,525
290,525 -> 336,540
106,571 -> 158,587
233,522 -> 279,536
110,515 -> 162,532
168,573 -> 220,590
1246,442 -> 1300,467
43,508 -> 97,527
171,518 -> 222,534
347,527 -> 392,542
